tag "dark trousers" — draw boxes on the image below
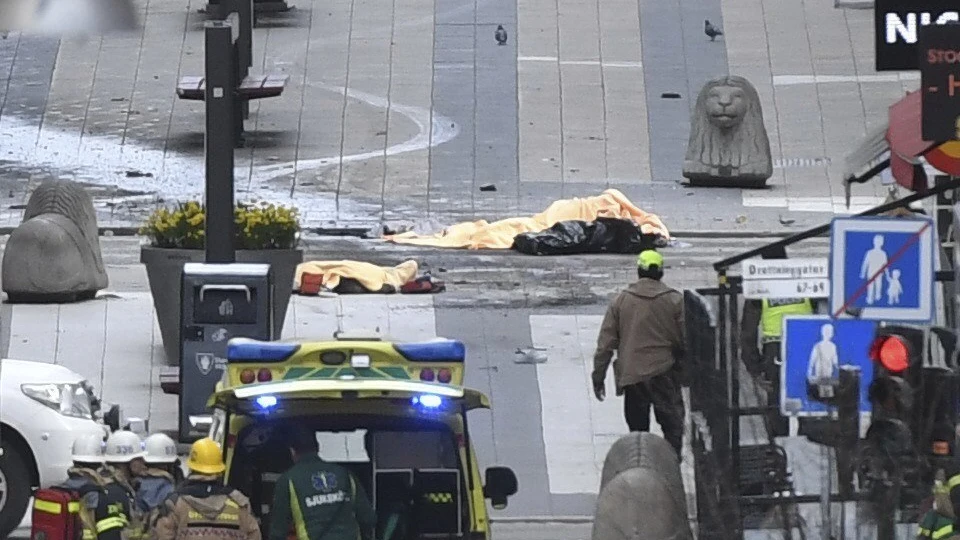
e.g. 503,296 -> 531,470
762,341 -> 790,438
623,370 -> 684,456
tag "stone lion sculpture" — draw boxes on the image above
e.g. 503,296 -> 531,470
591,433 -> 693,540
2,180 -> 108,303
682,76 -> 773,187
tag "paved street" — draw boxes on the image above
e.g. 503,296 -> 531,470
0,0 -> 932,535
0,0 -> 914,233
1,235 -> 830,525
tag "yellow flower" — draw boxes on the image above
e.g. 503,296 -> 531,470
143,200 -> 300,249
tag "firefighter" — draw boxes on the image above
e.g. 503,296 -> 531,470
269,425 -> 376,540
740,245 -> 815,438
60,434 -> 133,540
101,430 -> 147,538
152,437 -> 261,540
917,469 -> 958,539
591,249 -> 686,457
136,433 -> 181,531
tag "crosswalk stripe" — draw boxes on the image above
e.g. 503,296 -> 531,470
531,314 -> 696,501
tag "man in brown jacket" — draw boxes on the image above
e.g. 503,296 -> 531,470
592,250 -> 685,456
152,438 -> 261,540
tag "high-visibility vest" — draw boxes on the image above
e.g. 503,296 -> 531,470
917,509 -> 956,539
182,497 -> 245,538
760,298 -> 814,339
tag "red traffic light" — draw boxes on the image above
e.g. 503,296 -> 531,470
869,335 -> 911,373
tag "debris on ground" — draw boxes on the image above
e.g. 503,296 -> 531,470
515,347 -> 548,364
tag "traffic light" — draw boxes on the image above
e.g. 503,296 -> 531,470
869,326 -> 924,413
867,325 -> 960,497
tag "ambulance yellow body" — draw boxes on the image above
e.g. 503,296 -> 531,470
205,334 -> 519,540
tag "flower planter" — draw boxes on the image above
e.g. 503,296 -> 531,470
140,245 -> 303,366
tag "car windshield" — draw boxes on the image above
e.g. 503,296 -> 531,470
227,414 -> 466,540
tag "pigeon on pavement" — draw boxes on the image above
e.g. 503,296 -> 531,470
704,19 -> 723,41
495,24 -> 507,45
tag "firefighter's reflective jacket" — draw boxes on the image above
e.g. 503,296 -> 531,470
99,465 -> 145,539
917,509 -> 957,539
61,467 -> 132,540
152,476 -> 261,540
136,469 -> 177,532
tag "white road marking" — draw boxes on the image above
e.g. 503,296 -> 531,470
530,314 -> 697,506
772,73 -> 919,86
0,85 -> 458,219
741,194 -> 887,213
518,56 -> 642,68
254,85 -> 459,181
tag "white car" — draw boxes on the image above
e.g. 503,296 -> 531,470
0,359 -> 119,538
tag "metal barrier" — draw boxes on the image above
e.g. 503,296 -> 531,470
684,199 -> 960,539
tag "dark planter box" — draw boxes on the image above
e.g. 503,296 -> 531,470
140,245 -> 303,366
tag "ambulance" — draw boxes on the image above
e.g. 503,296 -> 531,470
206,334 -> 519,540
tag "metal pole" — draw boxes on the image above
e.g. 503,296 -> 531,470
204,20 -> 238,263
714,175 -> 960,272
820,433 -> 833,540
215,0 -> 251,121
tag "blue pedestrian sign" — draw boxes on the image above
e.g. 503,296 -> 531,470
781,316 -> 878,416
829,216 -> 935,322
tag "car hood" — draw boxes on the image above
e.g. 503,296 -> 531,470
1,359 -> 86,389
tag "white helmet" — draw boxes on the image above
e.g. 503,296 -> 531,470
143,433 -> 178,464
104,430 -> 145,463
72,434 -> 105,464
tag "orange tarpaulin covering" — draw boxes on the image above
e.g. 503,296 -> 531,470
384,189 -> 670,249
294,260 -> 419,292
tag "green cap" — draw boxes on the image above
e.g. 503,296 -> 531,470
637,250 -> 663,270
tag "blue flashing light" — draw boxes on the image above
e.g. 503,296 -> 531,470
227,338 -> 301,362
394,340 -> 465,363
412,394 -> 443,408
256,395 -> 278,409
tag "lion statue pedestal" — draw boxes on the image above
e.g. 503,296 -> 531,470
682,76 -> 773,188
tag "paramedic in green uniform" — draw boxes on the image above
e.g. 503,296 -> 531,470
269,426 -> 377,540
740,246 -> 815,438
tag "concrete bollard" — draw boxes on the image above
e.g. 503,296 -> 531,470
592,433 -> 693,540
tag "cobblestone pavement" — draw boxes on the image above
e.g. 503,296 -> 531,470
0,0 -> 914,232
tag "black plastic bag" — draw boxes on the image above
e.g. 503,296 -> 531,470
511,217 -> 660,255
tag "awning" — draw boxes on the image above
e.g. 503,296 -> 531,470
843,91 -> 939,200
842,122 -> 889,181
926,141 -> 960,176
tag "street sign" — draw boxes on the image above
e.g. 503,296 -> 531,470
920,23 -> 960,141
740,258 -> 829,299
781,316 -> 878,416
829,216 -> 936,322
876,0 -> 959,71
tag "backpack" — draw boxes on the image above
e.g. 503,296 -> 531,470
31,486 -> 95,540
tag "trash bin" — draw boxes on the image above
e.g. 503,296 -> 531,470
179,262 -> 274,441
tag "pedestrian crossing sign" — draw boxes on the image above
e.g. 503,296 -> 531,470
781,316 -> 877,416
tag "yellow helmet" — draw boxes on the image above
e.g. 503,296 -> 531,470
186,438 -> 225,475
